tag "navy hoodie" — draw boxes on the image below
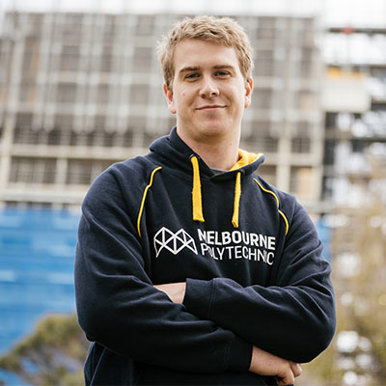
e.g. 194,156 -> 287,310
75,128 -> 336,385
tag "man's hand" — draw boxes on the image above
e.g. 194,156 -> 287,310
155,284 -> 302,384
249,346 -> 302,385
154,282 -> 186,304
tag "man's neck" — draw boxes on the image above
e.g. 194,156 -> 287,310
177,130 -> 240,170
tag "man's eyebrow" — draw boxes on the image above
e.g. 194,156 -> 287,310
178,66 -> 200,74
213,65 -> 235,70
178,64 -> 236,74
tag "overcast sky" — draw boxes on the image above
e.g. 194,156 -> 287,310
0,0 -> 385,27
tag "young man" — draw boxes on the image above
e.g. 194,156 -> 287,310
75,16 -> 336,385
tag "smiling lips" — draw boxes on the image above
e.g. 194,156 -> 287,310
196,105 -> 226,110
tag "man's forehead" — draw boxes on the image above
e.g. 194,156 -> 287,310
173,40 -> 239,70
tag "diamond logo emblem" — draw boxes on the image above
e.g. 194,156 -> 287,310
154,227 -> 198,257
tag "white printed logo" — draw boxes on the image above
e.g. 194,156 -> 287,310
154,227 -> 198,257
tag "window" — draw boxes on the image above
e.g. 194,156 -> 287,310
127,115 -> 146,133
14,113 -> 33,144
323,139 -> 335,166
19,81 -> 37,103
322,176 -> 334,200
97,84 -> 110,105
53,114 -> 73,146
54,114 -> 73,131
13,126 -> 33,144
22,39 -> 39,79
60,45 -> 80,71
241,135 -> 278,153
290,166 -> 314,199
47,128 -> 62,145
56,83 -> 77,104
243,121 -> 278,153
91,116 -> 112,147
258,165 -> 276,185
29,13 -> 43,37
62,14 -> 83,44
66,160 -> 92,185
100,44 -> 114,73
103,15 -> 116,41
70,131 -> 89,147
10,158 -> 56,184
325,112 -> 337,130
292,136 -> 311,153
66,160 -> 112,185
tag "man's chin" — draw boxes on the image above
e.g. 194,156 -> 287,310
195,121 -> 232,135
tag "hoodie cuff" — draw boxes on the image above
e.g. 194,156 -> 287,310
227,335 -> 253,371
183,278 -> 214,319
184,278 -> 252,371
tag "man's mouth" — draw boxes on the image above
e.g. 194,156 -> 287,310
196,105 -> 226,110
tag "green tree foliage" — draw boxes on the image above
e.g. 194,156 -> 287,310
0,313 -> 89,385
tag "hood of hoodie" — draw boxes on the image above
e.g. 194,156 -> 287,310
149,127 -> 265,181
148,127 -> 266,228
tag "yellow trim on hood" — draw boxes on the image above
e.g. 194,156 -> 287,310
137,166 -> 162,237
230,149 -> 263,171
253,179 -> 289,236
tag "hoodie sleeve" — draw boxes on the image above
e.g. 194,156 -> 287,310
74,166 -> 252,374
183,199 -> 336,364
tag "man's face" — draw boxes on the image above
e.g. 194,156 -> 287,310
164,39 -> 252,144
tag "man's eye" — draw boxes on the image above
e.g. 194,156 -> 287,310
215,71 -> 230,77
185,73 -> 200,79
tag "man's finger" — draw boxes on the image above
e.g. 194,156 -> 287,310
290,362 -> 302,378
276,370 -> 295,385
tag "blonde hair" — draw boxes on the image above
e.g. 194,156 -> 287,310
157,15 -> 254,89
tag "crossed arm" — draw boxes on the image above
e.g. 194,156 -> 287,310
76,171 -> 335,383
154,282 -> 302,385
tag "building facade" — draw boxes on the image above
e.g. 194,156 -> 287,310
321,26 -> 386,209
0,12 -> 324,210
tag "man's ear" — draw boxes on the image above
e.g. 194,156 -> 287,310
244,78 -> 253,109
163,83 -> 176,114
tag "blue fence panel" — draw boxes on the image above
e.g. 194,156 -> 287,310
0,208 -> 80,356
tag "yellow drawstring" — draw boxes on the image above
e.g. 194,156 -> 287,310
232,172 -> 241,228
190,156 -> 205,222
190,156 -> 246,228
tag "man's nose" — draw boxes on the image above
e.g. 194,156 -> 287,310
199,76 -> 219,98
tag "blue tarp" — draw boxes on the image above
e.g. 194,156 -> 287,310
0,208 -> 80,354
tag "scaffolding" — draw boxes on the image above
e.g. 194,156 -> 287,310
0,12 -> 324,209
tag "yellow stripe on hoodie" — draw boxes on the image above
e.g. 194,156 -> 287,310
253,179 -> 289,235
137,167 -> 162,237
